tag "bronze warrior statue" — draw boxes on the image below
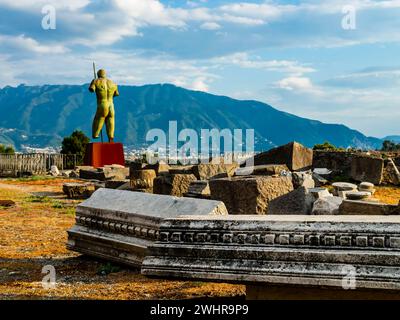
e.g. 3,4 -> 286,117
89,69 -> 119,143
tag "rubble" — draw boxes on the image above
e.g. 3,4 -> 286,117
311,196 -> 343,215
153,173 -> 197,197
209,176 -> 293,215
247,141 -> 313,171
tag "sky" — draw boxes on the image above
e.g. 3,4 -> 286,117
0,0 -> 400,138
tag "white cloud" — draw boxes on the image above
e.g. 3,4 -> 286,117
0,34 -> 67,54
212,52 -> 315,75
200,22 -> 221,30
277,76 -> 314,91
191,77 -> 210,91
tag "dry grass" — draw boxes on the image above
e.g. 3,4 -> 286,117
0,178 -> 245,300
373,186 -> 400,205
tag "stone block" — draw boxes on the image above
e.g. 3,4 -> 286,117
350,155 -> 384,185
184,180 -> 211,199
153,173 -> 197,197
67,188 -> 227,267
311,196 -> 343,215
339,200 -> 398,215
268,187 -> 314,215
209,176 -> 293,215
130,169 -> 156,190
0,199 -> 16,207
192,163 -> 238,180
247,142 -> 313,171
292,171 -> 315,189
63,183 -> 95,199
382,158 -> 400,185
312,151 -> 354,177
105,180 -> 130,189
102,165 -> 129,180
235,164 -> 289,176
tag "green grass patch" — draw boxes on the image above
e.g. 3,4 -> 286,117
97,262 -> 121,276
7,175 -> 58,182
26,195 -> 52,203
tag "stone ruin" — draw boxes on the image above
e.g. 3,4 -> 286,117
65,140 -> 400,299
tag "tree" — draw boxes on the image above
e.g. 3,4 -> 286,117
0,144 -> 15,154
61,130 -> 90,164
313,141 -> 337,151
381,140 -> 400,152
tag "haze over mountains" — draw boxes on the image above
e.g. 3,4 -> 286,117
0,83 -> 384,152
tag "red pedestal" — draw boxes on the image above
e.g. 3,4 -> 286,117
84,142 -> 125,168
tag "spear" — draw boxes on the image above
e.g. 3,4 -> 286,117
92,62 -> 103,143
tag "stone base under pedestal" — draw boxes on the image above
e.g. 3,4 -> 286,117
84,142 -> 125,168
246,284 -> 400,300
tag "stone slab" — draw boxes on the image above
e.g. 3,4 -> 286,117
247,142 -> 313,171
67,188 -> 227,267
339,199 -> 398,215
209,176 -> 293,215
351,155 -> 384,185
142,215 -> 400,293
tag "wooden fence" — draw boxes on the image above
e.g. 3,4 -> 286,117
0,153 -> 79,177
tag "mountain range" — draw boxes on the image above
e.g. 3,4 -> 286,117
0,83 -> 384,152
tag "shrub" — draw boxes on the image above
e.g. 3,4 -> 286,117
61,130 -> 90,165
0,144 -> 15,154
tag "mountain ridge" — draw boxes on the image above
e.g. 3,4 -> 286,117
0,83 -> 383,151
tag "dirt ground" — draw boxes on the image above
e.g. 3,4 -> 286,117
0,177 -> 245,300
1,177 -> 399,300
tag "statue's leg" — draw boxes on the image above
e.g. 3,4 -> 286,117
92,103 -> 108,139
105,103 -> 115,142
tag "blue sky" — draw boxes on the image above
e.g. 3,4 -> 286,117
0,0 -> 400,137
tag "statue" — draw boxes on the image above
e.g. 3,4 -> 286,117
89,68 -> 119,143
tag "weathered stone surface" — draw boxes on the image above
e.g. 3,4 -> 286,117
62,170 -> 72,177
105,179 -> 130,189
67,189 -> 227,267
351,155 -> 384,185
69,170 -> 79,178
312,151 -> 354,177
268,187 -> 314,215
0,199 -> 16,207
359,182 -> 376,194
192,163 -> 237,180
332,182 -> 358,191
346,191 -> 371,200
311,196 -> 343,215
50,165 -> 60,176
130,169 -> 156,190
339,200 -> 398,215
292,171 -> 315,189
308,187 -> 332,200
312,172 -> 328,187
209,176 -> 293,215
153,174 -> 197,197
80,165 -> 129,181
102,165 -> 129,180
235,164 -> 289,176
146,162 -> 170,175
142,215 -> 400,295
62,183 -> 95,199
382,158 -> 400,185
184,180 -> 211,199
168,165 -> 194,175
129,161 -> 147,172
332,182 -> 357,198
247,142 -> 313,171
